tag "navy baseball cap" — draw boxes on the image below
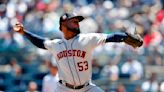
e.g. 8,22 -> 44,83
60,13 -> 84,23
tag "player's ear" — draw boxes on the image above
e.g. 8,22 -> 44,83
59,22 -> 65,31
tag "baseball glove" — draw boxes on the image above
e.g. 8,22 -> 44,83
124,32 -> 143,48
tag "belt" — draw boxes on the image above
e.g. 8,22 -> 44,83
59,80 -> 89,89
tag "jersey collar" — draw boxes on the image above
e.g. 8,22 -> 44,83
62,34 -> 79,42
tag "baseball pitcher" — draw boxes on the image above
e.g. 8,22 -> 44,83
13,13 -> 143,92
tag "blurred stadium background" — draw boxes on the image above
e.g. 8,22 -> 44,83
0,0 -> 164,92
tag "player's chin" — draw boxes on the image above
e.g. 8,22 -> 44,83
69,27 -> 80,34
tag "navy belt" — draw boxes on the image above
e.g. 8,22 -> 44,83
59,80 -> 89,89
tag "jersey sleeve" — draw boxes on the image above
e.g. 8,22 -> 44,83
88,33 -> 107,47
44,40 -> 54,51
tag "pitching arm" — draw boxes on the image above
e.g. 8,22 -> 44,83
13,22 -> 48,49
23,30 -> 47,49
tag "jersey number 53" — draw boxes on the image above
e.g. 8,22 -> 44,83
77,61 -> 88,71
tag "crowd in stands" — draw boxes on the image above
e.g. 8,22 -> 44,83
0,0 -> 164,92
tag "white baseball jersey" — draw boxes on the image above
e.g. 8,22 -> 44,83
44,33 -> 107,86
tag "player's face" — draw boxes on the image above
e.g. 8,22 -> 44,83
60,18 -> 79,30
60,23 -> 67,31
60,21 -> 78,40
67,18 -> 79,28
61,18 -> 80,34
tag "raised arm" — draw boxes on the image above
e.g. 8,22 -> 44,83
105,31 -> 143,48
13,22 -> 47,49
105,32 -> 128,42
